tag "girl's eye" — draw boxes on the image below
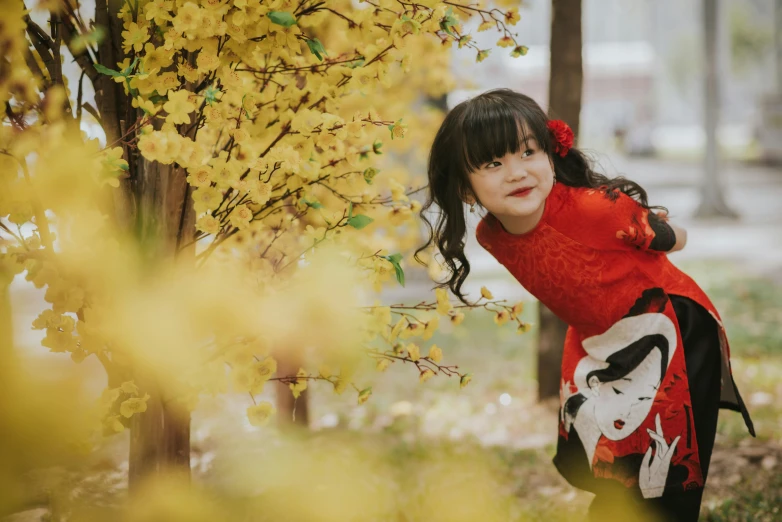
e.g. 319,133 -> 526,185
638,397 -> 651,401
522,148 -> 535,158
612,387 -> 624,395
486,161 -> 501,169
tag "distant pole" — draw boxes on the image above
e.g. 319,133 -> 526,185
695,0 -> 738,218
776,0 -> 782,93
537,0 -> 583,402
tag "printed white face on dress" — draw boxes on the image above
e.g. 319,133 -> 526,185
589,348 -> 662,441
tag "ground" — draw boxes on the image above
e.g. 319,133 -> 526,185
6,260 -> 781,522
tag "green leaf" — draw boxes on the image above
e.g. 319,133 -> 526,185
71,26 -> 106,53
148,94 -> 167,104
346,57 -> 365,69
268,11 -> 297,28
363,167 -> 379,185
440,7 -> 458,36
347,214 -> 374,230
204,85 -> 220,105
93,63 -> 122,77
306,38 -> 327,61
122,57 -> 139,76
372,140 -> 383,155
382,254 -> 405,287
302,198 -> 323,209
347,202 -> 353,219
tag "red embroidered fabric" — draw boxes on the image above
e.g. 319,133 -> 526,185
475,183 -> 753,497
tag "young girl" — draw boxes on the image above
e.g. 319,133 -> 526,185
416,89 -> 755,521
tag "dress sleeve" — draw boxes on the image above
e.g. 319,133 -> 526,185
576,188 -> 672,253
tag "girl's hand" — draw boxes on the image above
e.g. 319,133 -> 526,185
639,413 -> 681,499
655,210 -> 670,222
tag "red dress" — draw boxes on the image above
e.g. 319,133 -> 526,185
475,182 -> 754,498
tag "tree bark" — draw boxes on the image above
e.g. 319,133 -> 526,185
538,0 -> 583,402
127,154 -> 196,489
128,378 -> 191,489
695,0 -> 738,218
547,0 -> 584,136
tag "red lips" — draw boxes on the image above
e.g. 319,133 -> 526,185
508,187 -> 533,197
614,419 -> 625,430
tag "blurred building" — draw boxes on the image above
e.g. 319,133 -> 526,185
448,0 -> 780,158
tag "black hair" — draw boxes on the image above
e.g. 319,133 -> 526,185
414,88 -> 667,305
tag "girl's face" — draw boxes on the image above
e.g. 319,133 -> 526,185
588,348 -> 662,441
466,133 -> 555,234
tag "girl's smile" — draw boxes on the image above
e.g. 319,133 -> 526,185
467,134 -> 556,235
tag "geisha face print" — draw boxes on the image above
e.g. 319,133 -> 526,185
588,347 -> 663,440
571,312 -> 676,443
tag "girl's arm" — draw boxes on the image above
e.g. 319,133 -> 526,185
654,210 -> 687,253
667,222 -> 687,252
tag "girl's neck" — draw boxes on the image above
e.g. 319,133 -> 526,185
494,199 -> 547,235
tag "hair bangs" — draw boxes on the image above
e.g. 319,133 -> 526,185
458,95 -> 550,173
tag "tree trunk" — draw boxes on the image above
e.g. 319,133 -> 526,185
695,0 -> 738,218
127,157 -> 195,488
128,378 -> 191,489
547,0 -> 584,136
538,0 -> 583,402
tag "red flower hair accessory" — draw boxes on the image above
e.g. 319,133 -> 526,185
546,120 -> 574,157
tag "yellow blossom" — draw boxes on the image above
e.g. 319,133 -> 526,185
247,402 -> 275,426
389,317 -> 407,342
122,22 -> 149,52
105,415 -> 125,433
229,204 -> 253,229
357,387 -> 372,405
450,312 -> 465,326
376,358 -> 391,372
163,90 -> 196,124
435,287 -> 452,315
196,214 -> 221,235
186,165 -> 214,187
333,377 -> 348,395
517,323 -> 532,334
120,381 -> 140,395
173,2 -> 202,33
120,393 -> 151,418
192,186 -> 223,213
427,344 -> 442,363
494,310 -> 510,326
144,0 -> 173,24
460,373 -> 472,388
422,316 -> 439,340
406,343 -> 420,362
505,8 -> 521,25
480,286 -> 494,300
289,367 -> 308,398
510,302 -> 524,318
419,369 -> 435,383
497,36 -> 515,48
